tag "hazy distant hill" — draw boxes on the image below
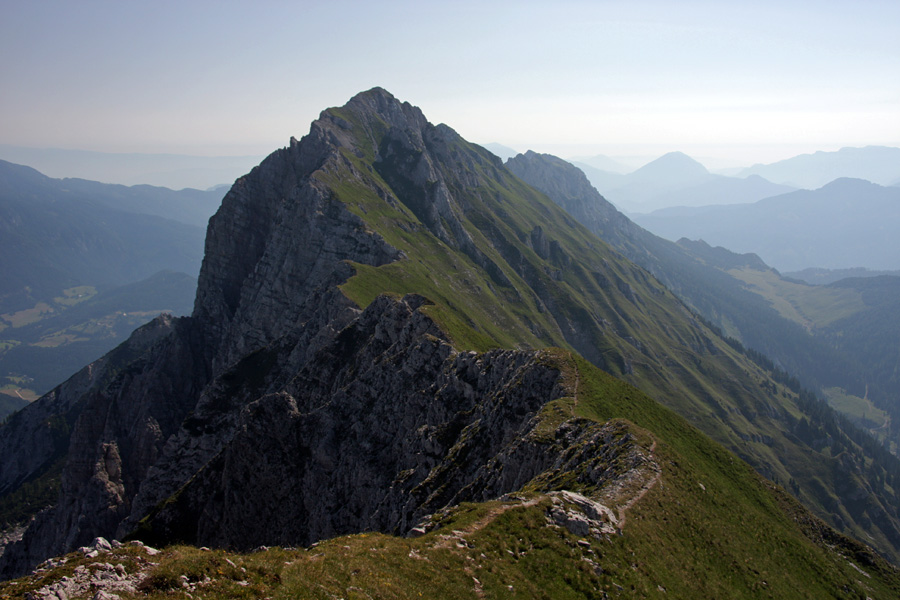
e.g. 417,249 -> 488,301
0,145 -> 263,191
576,151 -> 794,213
480,142 -> 519,161
0,160 -> 213,404
633,178 -> 900,272
785,267 -> 900,285
642,173 -> 794,212
45,177 -> 225,227
569,161 -> 628,193
0,160 -> 208,312
739,145 -> 900,189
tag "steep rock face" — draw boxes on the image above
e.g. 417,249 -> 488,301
0,316 -> 183,499
0,315 -> 204,577
134,294 -> 643,550
508,152 -> 634,244
1,93 -> 410,577
2,88 -> 645,577
194,134 -> 401,374
506,151 -> 668,277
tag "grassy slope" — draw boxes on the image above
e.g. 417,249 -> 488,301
4,357 -> 899,598
727,267 -> 865,328
315,103 -> 900,562
4,103 -> 900,593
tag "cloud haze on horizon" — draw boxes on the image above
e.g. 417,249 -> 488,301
2,0 -> 898,167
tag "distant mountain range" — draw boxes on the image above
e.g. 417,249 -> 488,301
0,160 -> 212,312
738,146 -> 900,189
0,159 -> 221,409
544,145 -> 900,214
632,177 -> 900,272
572,151 -> 796,213
785,267 -> 900,286
0,145 -> 264,191
5,89 -> 900,593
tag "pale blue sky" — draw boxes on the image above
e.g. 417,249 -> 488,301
2,0 -> 898,166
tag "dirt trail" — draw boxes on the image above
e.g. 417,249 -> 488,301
572,358 -> 579,412
431,496 -> 543,550
615,441 -> 660,529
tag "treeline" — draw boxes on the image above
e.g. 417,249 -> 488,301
718,323 -> 900,497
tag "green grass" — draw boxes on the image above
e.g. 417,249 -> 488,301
313,103 -> 900,564
0,385 -> 37,402
52,286 -> 97,307
823,387 -> 889,431
6,353 -> 899,598
566,356 -> 900,598
728,267 -> 866,328
0,303 -> 56,328
0,341 -> 20,353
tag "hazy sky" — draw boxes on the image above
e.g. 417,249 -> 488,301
2,0 -> 898,166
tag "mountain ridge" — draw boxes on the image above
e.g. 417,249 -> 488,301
572,151 -> 795,213
2,88 -> 900,595
506,148 -> 900,560
739,145 -> 900,188
0,145 -> 264,191
633,177 -> 900,271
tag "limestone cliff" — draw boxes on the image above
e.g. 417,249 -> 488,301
4,87 -> 899,581
0,89 -> 653,578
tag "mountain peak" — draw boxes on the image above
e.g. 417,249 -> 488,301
334,87 -> 429,134
633,151 -> 709,177
818,176 -> 881,191
6,89 -> 900,592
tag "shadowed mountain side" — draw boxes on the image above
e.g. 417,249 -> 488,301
0,396 -> 27,422
506,150 -> 900,559
0,161 -> 208,313
3,89 -> 900,588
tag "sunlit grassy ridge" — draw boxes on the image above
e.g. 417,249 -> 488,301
309,97 -> 900,563
4,357 -> 898,599
6,90 -> 899,595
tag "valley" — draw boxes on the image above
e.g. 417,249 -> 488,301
0,160 -> 223,416
1,89 -> 899,597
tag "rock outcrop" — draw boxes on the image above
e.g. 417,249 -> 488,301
7,87 -> 898,581
0,88 -> 656,579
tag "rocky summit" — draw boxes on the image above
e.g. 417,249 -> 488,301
2,88 -> 900,597
0,89 -> 646,577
